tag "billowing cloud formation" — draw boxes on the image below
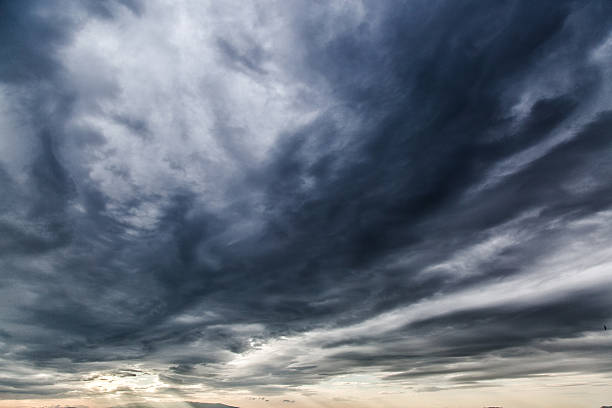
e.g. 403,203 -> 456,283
1,0 -> 612,405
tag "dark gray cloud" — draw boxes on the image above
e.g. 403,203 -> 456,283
1,0 -> 612,403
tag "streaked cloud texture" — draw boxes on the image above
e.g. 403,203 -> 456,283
1,1 -> 612,407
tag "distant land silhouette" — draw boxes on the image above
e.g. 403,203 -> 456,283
110,402 -> 238,408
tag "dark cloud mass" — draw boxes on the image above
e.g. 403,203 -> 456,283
1,0 -> 612,405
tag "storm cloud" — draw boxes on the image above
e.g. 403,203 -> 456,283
1,0 -> 612,406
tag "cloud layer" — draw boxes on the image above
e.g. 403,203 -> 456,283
1,0 -> 612,406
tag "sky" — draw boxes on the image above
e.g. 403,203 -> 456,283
1,0 -> 612,407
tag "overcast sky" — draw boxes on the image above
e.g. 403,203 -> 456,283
1,1 -> 612,408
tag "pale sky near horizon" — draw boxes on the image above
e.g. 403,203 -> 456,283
1,1 -> 612,408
